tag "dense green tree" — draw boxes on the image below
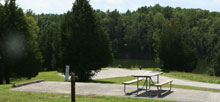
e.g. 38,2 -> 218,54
213,43 -> 220,75
25,9 -> 35,16
49,22 -> 62,70
151,4 -> 162,14
25,16 -> 43,78
40,22 -> 56,70
153,12 -> 165,29
189,19 -> 211,59
0,0 -> 42,84
104,10 -> 124,58
3,0 -> 30,84
61,0 -> 113,81
154,19 -> 197,72
208,18 -> 220,75
34,14 -> 63,70
0,2 -> 6,84
123,13 -> 153,59
162,6 -> 173,19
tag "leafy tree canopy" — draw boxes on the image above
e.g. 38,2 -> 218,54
61,0 -> 113,81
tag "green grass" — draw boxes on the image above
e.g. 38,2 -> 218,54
109,59 -> 158,68
109,59 -> 220,84
122,67 -> 220,84
192,59 -> 213,75
30,71 -> 65,82
0,85 -> 172,102
10,71 -> 65,84
163,72 -> 220,84
0,71 -> 173,102
108,59 -> 220,84
93,76 -> 220,92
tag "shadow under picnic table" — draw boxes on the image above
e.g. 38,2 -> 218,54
126,89 -> 174,98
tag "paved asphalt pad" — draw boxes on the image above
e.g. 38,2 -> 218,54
11,81 -> 220,102
58,68 -> 220,90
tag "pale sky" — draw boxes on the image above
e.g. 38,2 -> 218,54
1,0 -> 220,14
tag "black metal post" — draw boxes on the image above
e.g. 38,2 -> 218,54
71,73 -> 75,102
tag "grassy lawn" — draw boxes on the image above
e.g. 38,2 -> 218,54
162,72 -> 220,84
0,71 -> 173,102
0,85 -> 172,102
10,71 -> 65,84
107,59 -> 220,84
124,68 -> 220,84
110,59 -> 220,84
93,76 -> 220,92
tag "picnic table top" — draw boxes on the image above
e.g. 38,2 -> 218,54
131,72 -> 163,77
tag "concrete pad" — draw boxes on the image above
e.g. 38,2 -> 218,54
11,81 -> 220,102
58,68 -> 220,90
91,68 -> 220,90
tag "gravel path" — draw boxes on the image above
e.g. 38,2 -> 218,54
91,68 -> 220,90
11,81 -> 220,102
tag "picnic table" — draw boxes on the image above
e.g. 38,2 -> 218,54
131,72 -> 163,91
123,71 -> 173,96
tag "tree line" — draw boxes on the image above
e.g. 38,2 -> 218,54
1,0 -> 220,84
0,0 -> 112,84
0,0 -> 43,84
97,5 -> 220,75
35,4 -> 220,75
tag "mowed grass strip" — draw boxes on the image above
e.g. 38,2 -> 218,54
93,76 -> 220,92
163,72 -> 220,84
0,85 -> 173,102
10,71 -> 65,84
123,68 -> 220,84
0,71 -> 173,102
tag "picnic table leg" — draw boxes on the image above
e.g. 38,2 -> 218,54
124,84 -> 126,93
145,77 -> 148,90
149,77 -> 154,90
157,75 -> 159,83
137,77 -> 139,90
157,86 -> 162,96
170,81 -> 172,91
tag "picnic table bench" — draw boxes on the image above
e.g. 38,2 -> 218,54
122,78 -> 145,93
155,79 -> 173,96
